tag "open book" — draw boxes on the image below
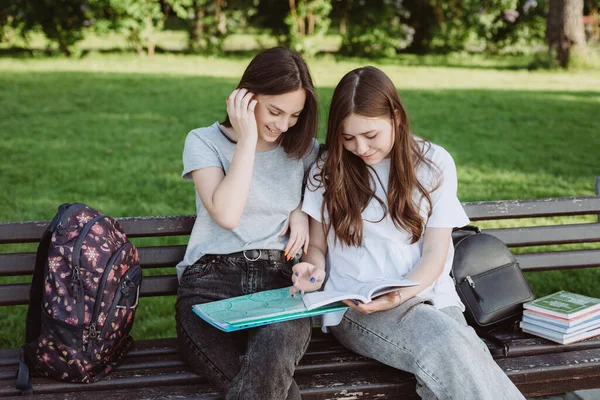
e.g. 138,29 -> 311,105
192,279 -> 419,332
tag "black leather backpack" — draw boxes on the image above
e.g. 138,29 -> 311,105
451,226 -> 536,331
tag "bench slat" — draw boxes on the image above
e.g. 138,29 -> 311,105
517,249 -> 600,271
0,216 -> 196,245
0,367 -> 205,397
497,347 -> 600,397
4,346 -> 600,398
0,275 -> 178,306
486,223 -> 600,247
0,246 -> 187,277
2,247 -> 599,305
464,196 -> 600,220
0,384 -> 221,400
2,196 -> 598,244
4,224 -> 600,276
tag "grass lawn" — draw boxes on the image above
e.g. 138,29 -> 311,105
0,52 -> 599,349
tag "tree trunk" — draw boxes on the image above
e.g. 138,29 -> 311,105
339,11 -> 347,35
308,9 -> 315,35
216,0 -> 227,35
189,6 -> 205,51
58,41 -> 71,57
289,0 -> 298,35
147,37 -> 155,57
546,0 -> 587,67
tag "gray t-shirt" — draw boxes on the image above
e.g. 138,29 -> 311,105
176,122 -> 319,280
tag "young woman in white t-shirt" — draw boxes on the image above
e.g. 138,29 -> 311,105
293,66 -> 525,400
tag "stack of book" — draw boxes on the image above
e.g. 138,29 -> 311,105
521,291 -> 600,344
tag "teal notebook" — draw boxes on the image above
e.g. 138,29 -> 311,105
192,279 -> 419,332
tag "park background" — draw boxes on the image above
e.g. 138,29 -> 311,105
0,0 -> 599,349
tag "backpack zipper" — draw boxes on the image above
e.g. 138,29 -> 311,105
71,215 -> 106,324
95,265 -> 142,355
54,203 -> 87,236
87,242 -> 131,351
464,276 -> 485,303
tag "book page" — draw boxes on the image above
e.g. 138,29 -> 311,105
302,279 -> 419,310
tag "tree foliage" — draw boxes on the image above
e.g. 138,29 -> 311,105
285,0 -> 332,56
170,0 -> 256,54
1,0 -> 98,56
1,0 -> 597,59
337,0 -> 413,58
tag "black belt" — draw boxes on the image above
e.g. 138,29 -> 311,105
207,249 -> 288,262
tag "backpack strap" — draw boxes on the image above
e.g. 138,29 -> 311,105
18,204 -> 73,395
24,203 -> 71,343
16,348 -> 32,396
475,321 -> 520,357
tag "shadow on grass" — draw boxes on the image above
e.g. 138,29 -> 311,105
0,44 -> 540,70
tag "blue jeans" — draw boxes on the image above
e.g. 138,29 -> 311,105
175,255 -> 312,400
330,297 -> 526,400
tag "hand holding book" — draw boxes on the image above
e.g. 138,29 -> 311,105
290,261 -> 325,297
343,290 -> 402,314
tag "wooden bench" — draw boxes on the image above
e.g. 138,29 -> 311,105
1,189 -> 600,399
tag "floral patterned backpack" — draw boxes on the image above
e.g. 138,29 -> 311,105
17,203 -> 142,393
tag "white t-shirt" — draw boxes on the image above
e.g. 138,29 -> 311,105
302,142 -> 470,327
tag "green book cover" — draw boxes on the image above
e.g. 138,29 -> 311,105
192,287 -> 348,332
523,291 -> 600,319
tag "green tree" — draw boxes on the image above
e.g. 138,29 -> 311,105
479,0 -> 548,54
170,0 -> 255,54
338,0 -> 412,58
105,0 -> 168,56
1,0 -> 97,56
286,0 -> 332,57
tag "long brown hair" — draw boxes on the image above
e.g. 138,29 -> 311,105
222,47 -> 318,159
314,66 -> 439,246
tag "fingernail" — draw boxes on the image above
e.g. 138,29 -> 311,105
293,280 -> 296,285
225,98 -> 228,103
284,249 -> 289,256
295,272 -> 299,277
310,277 -> 316,283
304,249 -> 307,254
353,300 -> 359,306
299,290 -> 303,295
291,293 -> 295,298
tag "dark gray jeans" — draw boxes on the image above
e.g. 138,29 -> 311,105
175,254 -> 312,400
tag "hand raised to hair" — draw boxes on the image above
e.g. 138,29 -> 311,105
226,88 -> 258,145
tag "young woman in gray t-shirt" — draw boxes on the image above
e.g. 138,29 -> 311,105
175,47 -> 320,400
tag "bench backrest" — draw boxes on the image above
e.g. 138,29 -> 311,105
1,196 -> 600,307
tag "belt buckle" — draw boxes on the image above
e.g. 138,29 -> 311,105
243,249 -> 261,262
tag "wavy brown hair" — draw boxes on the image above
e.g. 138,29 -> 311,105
313,66 -> 440,247
221,47 -> 318,159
